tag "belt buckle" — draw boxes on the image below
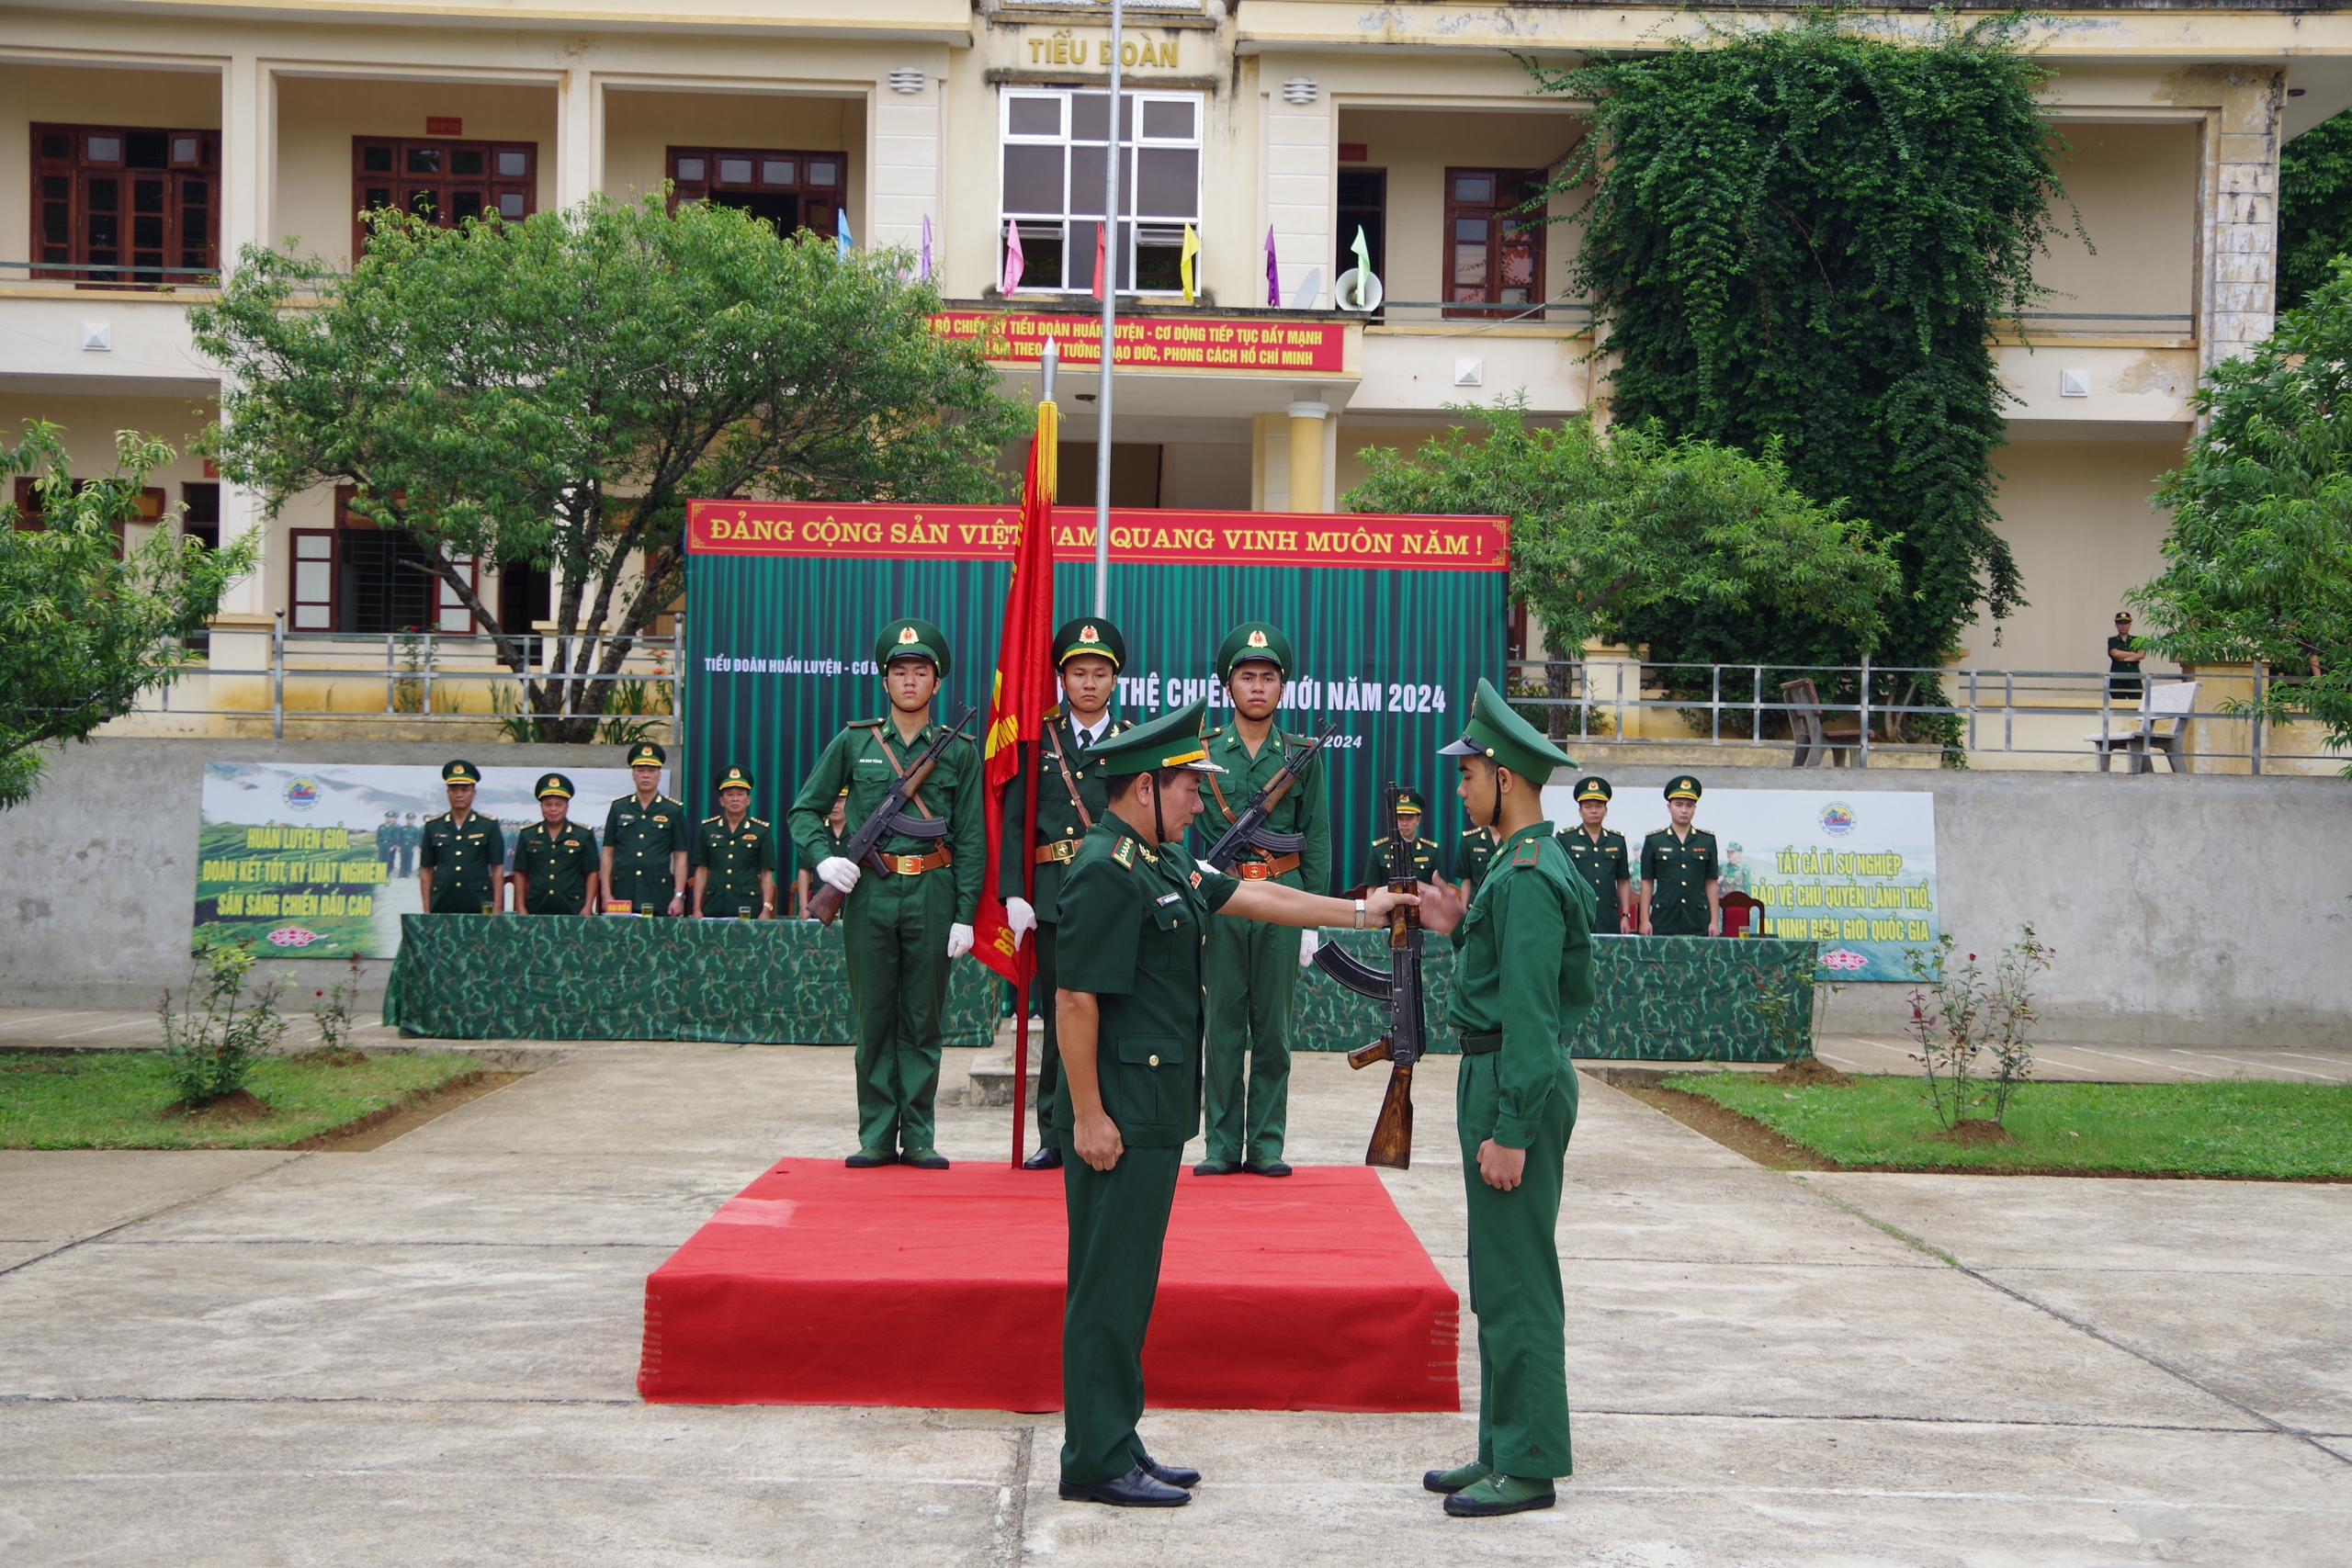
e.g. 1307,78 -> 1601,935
1238,861 -> 1271,881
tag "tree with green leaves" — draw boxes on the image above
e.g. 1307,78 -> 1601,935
2132,258 -> 2352,767
2278,108 -> 2352,314
191,195 -> 1026,743
0,423 -> 257,808
1529,12 -> 2071,752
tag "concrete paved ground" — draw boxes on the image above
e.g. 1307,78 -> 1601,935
3,1041 -> 2348,1564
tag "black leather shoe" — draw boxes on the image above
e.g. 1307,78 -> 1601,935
1243,1160 -> 1294,1178
1192,1158 -> 1240,1176
903,1148 -> 950,1170
1023,1145 -> 1064,1170
843,1148 -> 898,1168
1058,1465 -> 1190,1507
1140,1453 -> 1201,1489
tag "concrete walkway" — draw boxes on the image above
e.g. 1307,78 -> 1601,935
2,1043 -> 2347,1564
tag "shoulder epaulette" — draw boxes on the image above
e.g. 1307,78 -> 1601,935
1045,702 -> 1064,720
748,816 -> 769,828
1113,836 -> 1136,867
1203,726 -> 1223,740
848,717 -> 883,729
1512,840 -> 1544,867
701,814 -> 722,825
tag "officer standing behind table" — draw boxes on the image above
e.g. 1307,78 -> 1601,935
416,761 -> 505,915
692,764 -> 777,919
1362,788 -> 1443,889
1001,618 -> 1131,1171
600,741 -> 689,916
1639,775 -> 1721,937
1192,622 -> 1331,1179
789,617 -> 984,1171
1053,699 -> 1417,1508
509,773 -> 600,915
1558,776 -> 1633,935
1413,678 -> 1595,1517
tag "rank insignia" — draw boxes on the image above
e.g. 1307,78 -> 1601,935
1114,839 -> 1135,867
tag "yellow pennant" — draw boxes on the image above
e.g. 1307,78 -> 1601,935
1180,225 -> 1201,306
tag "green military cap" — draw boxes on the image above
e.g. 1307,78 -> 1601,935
535,772 -> 574,799
1394,789 -> 1428,815
1665,774 -> 1703,801
626,741 -> 666,768
716,764 -> 754,792
1053,616 -> 1125,670
441,759 -> 482,784
1091,699 -> 1228,777
1437,678 -> 1577,784
1574,775 -> 1612,803
1215,621 -> 1292,682
876,616 -> 952,677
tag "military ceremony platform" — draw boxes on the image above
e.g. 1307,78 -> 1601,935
637,1158 -> 1459,1414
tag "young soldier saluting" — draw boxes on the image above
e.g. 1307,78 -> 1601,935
1193,622 -> 1331,1179
601,741 -> 688,917
692,764 -> 777,919
1001,618 -> 1130,1170
417,761 -> 504,916
510,773 -> 599,916
1415,678 -> 1595,1517
1054,699 -> 1415,1507
1639,774 -> 1721,937
1558,776 -> 1634,936
789,617 -> 983,1171
1363,787 -> 1443,889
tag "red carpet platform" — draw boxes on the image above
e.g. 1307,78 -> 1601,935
638,1159 -> 1459,1413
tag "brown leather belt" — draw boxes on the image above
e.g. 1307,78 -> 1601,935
1034,840 -> 1080,865
1234,853 -> 1301,881
878,847 -> 954,875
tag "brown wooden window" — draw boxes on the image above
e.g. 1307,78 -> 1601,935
323,484 -> 476,634
12,477 -> 164,552
32,124 -> 218,287
352,138 -> 537,259
1444,168 -> 1545,318
666,147 -> 843,240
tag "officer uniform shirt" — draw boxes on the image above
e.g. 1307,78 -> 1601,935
694,812 -> 777,917
1363,833 -> 1443,888
1051,820 -> 1240,1148
998,708 -> 1127,922
1641,825 -> 1720,936
787,716 -> 985,919
1191,725 -> 1332,891
1447,824 -> 1597,1144
514,818 -> 595,915
1558,824 -> 1632,934
1458,830 -> 1497,894
418,810 -> 505,913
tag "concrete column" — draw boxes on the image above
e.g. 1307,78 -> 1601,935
1286,398 -> 1329,513
213,55 -> 275,625
1265,79 -> 1332,309
555,67 -> 604,209
2203,69 -> 2285,376
872,60 -> 944,263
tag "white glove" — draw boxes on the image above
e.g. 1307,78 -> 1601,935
946,922 -> 975,960
1297,929 -> 1320,969
1196,859 -> 1219,878
1006,897 -> 1037,944
817,856 -> 862,894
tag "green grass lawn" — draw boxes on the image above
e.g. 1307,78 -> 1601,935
0,1050 -> 485,1150
1667,1070 -> 2352,1179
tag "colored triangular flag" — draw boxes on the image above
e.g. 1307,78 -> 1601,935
835,207 -> 852,260
1351,225 -> 1373,284
1264,225 -> 1279,307
1001,220 -> 1025,296
921,213 -> 933,281
1181,223 -> 1201,305
1091,221 -> 1107,302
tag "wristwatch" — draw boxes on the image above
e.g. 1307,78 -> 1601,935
1352,898 -> 1368,929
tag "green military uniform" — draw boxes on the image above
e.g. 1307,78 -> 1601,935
1193,623 -> 1329,1173
1457,829 -> 1496,895
1558,776 -> 1631,937
1363,787 -> 1442,887
787,619 -> 983,1164
1052,702 -> 1236,1495
999,617 -> 1129,1149
1719,840 -> 1754,897
1433,679 -> 1594,1513
417,760 -> 504,914
694,764 -> 778,919
603,741 -> 689,915
1640,775 -> 1718,937
513,773 -> 597,915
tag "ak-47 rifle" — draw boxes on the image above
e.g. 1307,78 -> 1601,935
1310,780 -> 1427,1169
1200,718 -> 1341,872
807,704 -> 977,925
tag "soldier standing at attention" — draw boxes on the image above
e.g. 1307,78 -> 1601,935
1558,776 -> 1634,936
416,761 -> 505,915
1193,622 -> 1330,1179
510,773 -> 600,916
1415,678 -> 1594,1517
789,618 -> 983,1171
693,764 -> 777,919
601,741 -> 688,916
398,813 -> 421,877
1639,775 -> 1721,937
1001,618 -> 1130,1171
377,813 -> 400,878
1362,788 -> 1443,888
1055,700 -> 1416,1507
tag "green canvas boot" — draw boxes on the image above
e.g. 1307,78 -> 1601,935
1422,1461 -> 1493,1495
1443,1474 -> 1556,1517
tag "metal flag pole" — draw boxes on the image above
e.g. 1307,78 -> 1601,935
1092,0 -> 1123,618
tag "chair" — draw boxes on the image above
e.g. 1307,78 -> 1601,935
1720,889 -> 1765,937
2086,680 -> 2198,773
1781,678 -> 1859,767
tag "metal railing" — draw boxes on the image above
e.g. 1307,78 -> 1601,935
122,615 -> 682,739
1506,658 -> 2344,773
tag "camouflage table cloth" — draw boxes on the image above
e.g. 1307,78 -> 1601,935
381,915 -> 1004,1046
1295,931 -> 1818,1062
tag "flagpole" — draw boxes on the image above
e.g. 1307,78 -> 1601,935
1092,0 -> 1123,619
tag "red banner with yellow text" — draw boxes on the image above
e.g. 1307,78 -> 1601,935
930,310 -> 1351,376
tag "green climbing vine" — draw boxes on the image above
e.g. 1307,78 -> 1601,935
1529,11 -> 2075,755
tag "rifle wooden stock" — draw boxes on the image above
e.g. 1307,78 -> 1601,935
1364,1059 -> 1415,1170
807,878 -> 847,925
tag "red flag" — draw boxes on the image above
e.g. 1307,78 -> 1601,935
974,398 -> 1059,993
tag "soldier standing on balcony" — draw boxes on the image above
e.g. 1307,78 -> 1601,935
600,741 -> 688,916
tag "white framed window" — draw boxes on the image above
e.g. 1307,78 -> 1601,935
999,89 -> 1201,296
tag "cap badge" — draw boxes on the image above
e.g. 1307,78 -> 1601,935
1080,624 -> 1100,643
1247,629 -> 1269,649
898,626 -> 919,645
